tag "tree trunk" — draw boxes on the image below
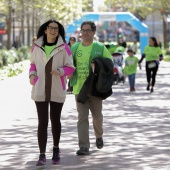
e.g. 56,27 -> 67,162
7,1 -> 12,49
36,13 -> 40,34
32,9 -> 35,39
163,16 -> 167,49
21,0 -> 25,45
27,13 -> 30,46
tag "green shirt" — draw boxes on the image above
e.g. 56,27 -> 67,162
124,56 -> 139,75
143,46 -> 162,61
44,45 -> 56,59
72,43 -> 112,95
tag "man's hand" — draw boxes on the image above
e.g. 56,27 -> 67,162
67,74 -> 73,79
91,63 -> 95,73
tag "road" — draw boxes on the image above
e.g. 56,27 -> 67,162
0,60 -> 170,170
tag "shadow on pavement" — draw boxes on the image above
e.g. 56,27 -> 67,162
0,61 -> 170,169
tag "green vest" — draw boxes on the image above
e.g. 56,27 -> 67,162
70,41 -> 104,87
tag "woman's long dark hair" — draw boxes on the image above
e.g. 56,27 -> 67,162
37,19 -> 66,46
150,37 -> 159,47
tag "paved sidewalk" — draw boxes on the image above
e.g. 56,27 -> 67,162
0,60 -> 170,170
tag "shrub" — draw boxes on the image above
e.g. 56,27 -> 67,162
17,46 -> 30,61
0,46 -> 29,68
164,48 -> 170,62
0,61 -> 25,80
165,49 -> 170,55
0,46 -> 30,80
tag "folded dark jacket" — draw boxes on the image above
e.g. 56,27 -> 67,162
77,57 -> 114,104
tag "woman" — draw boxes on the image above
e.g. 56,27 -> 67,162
67,37 -> 76,93
68,36 -> 76,48
139,37 -> 163,93
29,19 -> 75,166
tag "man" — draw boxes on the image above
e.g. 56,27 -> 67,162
68,21 -> 113,155
118,37 -> 127,49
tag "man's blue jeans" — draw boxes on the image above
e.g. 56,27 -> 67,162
128,73 -> 136,88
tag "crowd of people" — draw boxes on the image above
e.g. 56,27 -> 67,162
29,19 -> 163,166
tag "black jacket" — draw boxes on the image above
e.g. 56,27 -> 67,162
77,57 -> 114,104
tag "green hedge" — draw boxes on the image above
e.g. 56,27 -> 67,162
0,46 -> 30,80
0,62 -> 26,80
163,48 -> 170,62
0,46 -> 29,67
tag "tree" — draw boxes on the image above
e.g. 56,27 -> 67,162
0,0 -> 92,49
82,0 -> 93,12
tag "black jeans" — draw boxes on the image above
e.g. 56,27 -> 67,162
35,101 -> 63,153
146,61 -> 158,87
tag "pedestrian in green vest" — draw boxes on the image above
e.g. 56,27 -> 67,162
67,21 -> 112,155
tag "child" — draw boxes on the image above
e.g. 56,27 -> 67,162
124,49 -> 140,92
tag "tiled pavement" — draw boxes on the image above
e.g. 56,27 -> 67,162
0,60 -> 170,170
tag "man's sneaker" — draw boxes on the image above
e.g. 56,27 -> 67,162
36,154 -> 46,166
132,87 -> 135,91
96,138 -> 104,149
76,147 -> 89,155
52,147 -> 60,164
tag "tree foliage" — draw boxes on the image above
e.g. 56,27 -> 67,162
104,0 -> 170,48
0,0 -> 93,49
105,0 -> 170,17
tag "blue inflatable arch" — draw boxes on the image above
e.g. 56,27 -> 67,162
66,12 -> 148,54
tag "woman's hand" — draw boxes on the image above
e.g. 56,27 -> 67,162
30,75 -> 35,85
51,69 -> 61,76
